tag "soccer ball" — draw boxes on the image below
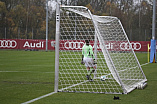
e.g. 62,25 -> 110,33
100,75 -> 106,81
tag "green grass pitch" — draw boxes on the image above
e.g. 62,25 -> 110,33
0,50 -> 157,104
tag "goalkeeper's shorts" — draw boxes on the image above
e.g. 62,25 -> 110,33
83,57 -> 96,68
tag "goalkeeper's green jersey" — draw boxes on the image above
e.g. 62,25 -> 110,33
82,44 -> 93,58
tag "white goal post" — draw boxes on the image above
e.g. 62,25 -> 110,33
54,4 -> 147,94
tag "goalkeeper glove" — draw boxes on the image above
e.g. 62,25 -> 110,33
93,59 -> 97,64
81,61 -> 84,65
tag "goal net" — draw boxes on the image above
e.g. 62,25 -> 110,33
55,5 -> 147,94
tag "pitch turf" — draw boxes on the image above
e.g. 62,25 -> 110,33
0,50 -> 157,104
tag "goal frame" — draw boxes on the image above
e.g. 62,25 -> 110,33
54,4 -> 147,94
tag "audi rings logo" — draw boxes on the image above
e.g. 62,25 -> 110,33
120,42 -> 141,50
0,40 -> 17,48
64,41 -> 84,49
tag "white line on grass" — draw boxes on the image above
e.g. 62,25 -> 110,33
26,65 -> 54,67
0,63 -> 148,73
21,80 -> 88,104
21,92 -> 57,104
117,63 -> 149,73
0,71 -> 31,73
0,71 -> 54,73
21,62 -> 149,104
141,63 -> 149,66
59,80 -> 89,91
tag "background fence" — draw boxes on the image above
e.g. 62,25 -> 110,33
1,39 -> 157,52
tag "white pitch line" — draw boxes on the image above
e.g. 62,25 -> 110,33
21,80 -> 88,104
117,63 -> 149,73
0,63 -> 148,73
59,80 -> 88,91
0,71 -> 32,73
140,63 -> 149,66
0,71 -> 54,73
21,92 -> 57,104
26,65 -> 54,67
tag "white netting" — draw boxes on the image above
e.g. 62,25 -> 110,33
57,6 -> 147,94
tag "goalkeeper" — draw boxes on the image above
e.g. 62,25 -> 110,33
81,40 -> 96,81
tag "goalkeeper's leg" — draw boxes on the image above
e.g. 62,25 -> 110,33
87,68 -> 95,76
86,67 -> 96,81
84,58 -> 96,80
86,67 -> 91,80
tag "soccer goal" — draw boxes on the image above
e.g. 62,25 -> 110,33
54,5 -> 147,94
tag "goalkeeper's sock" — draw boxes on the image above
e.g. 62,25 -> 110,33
87,70 -> 92,79
87,70 -> 91,76
87,70 -> 93,75
87,69 -> 95,79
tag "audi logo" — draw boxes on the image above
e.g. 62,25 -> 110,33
120,42 -> 141,50
0,40 -> 17,48
63,41 -> 142,50
64,41 -> 84,49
